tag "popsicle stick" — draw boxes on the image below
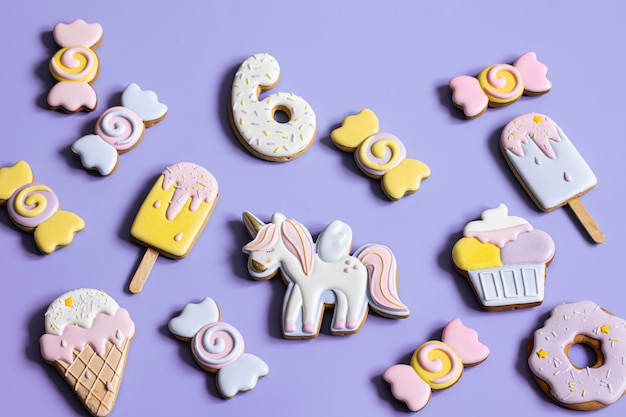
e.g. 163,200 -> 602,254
567,197 -> 605,244
129,247 -> 160,293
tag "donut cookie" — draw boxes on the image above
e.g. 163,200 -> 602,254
384,318 -> 489,412
242,211 -> 409,339
528,300 -> 626,410
501,113 -> 604,243
330,109 -> 431,200
128,162 -> 219,293
48,19 -> 103,113
71,83 -> 168,176
449,52 -> 551,119
0,160 -> 84,254
452,204 -> 555,311
169,298 -> 269,398
229,53 -> 317,162
40,289 -> 135,416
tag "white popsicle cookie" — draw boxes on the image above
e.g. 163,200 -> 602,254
500,113 -> 604,243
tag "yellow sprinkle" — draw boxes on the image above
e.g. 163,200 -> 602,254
601,324 -> 611,334
536,349 -> 548,359
299,134 -> 304,141
582,389 -> 586,397
294,117 -> 301,122
240,100 -> 245,106
239,118 -> 244,125
197,181 -> 207,188
273,147 -> 280,153
265,73 -> 272,80
267,99 -> 272,104
287,97 -> 294,101
282,136 -> 289,139
263,130 -> 269,137
234,84 -> 240,88
64,297 -> 74,307
246,78 -> 250,85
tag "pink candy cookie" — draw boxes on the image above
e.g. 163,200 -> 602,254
48,19 -> 103,113
242,212 -> 409,339
384,318 -> 489,412
449,52 -> 551,119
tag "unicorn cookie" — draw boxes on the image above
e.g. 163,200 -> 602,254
71,83 -> 167,176
331,109 -> 430,200
384,318 -> 489,412
242,212 -> 410,339
169,297 -> 269,398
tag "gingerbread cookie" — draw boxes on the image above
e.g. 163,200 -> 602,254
331,109 -> 431,200
242,211 -> 409,339
528,300 -> 626,410
48,19 -> 103,113
71,83 -> 167,176
452,204 -> 555,311
229,53 -> 317,162
40,289 -> 135,416
384,318 -> 489,412
169,298 -> 269,398
449,52 -> 551,119
0,160 -> 84,254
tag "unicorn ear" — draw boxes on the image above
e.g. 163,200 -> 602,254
168,298 -> 221,340
271,212 -> 287,224
441,318 -> 489,366
383,364 -> 432,412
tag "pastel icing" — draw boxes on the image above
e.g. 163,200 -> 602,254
384,319 -> 488,412
131,162 -> 219,258
48,19 -> 102,113
0,161 -> 84,254
230,53 -> 317,161
528,301 -> 626,409
242,212 -> 409,339
452,204 -> 555,309
501,113 -> 597,210
44,289 -> 120,335
72,83 -> 167,175
330,109 -> 430,200
449,52 -> 551,119
169,298 -> 269,398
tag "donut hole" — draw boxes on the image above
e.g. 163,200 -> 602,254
272,106 -> 291,124
565,335 -> 604,369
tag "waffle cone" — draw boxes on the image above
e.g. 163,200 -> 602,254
52,338 -> 132,417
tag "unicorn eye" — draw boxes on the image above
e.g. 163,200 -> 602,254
266,248 -> 276,254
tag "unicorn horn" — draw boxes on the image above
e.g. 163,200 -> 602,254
242,211 -> 265,237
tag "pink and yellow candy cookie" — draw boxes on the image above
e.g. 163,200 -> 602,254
331,109 -> 431,200
48,19 -> 103,113
449,52 -> 551,119
0,160 -> 84,254
384,318 -> 489,412
169,298 -> 269,398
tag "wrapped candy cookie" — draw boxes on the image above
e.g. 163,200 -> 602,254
0,160 -> 84,254
168,298 -> 269,398
71,83 -> 167,176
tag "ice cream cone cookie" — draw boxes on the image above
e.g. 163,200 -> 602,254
48,19 -> 103,113
452,204 -> 555,311
501,113 -> 604,243
449,52 -> 551,119
242,211 -> 409,339
384,318 -> 489,412
331,109 -> 430,200
71,83 -> 167,175
0,160 -> 84,254
229,53 -> 317,162
40,289 -> 135,417
169,298 -> 269,399
528,301 -> 626,410
128,162 -> 219,293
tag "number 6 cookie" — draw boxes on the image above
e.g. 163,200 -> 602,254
229,53 -> 317,162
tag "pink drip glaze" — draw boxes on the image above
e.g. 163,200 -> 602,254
161,162 -> 218,221
465,223 -> 533,248
501,113 -> 561,159
40,309 -> 135,364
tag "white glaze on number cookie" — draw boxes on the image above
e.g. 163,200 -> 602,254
528,300 -> 626,410
230,53 -> 317,162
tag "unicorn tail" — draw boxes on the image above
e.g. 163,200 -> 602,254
356,244 -> 409,318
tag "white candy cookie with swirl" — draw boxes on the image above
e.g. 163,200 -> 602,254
169,298 -> 269,399
71,83 -> 167,175
229,53 -> 317,162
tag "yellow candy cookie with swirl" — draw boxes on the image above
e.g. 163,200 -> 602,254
0,161 -> 84,254
331,109 -> 430,200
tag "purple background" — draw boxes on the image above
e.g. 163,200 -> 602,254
2,1 -> 625,415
